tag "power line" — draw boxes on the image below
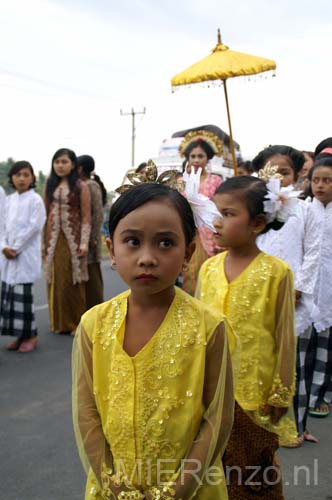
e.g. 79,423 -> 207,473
0,66 -> 114,100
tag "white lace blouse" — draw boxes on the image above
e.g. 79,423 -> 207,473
308,198 -> 332,332
257,200 -> 320,335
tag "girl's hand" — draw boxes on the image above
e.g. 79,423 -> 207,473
3,247 -> 17,259
263,404 -> 288,424
77,246 -> 88,258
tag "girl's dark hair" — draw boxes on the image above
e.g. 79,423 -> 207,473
109,183 -> 196,245
77,154 -> 108,206
136,162 -> 147,173
8,161 -> 36,189
215,176 -> 283,235
45,148 -> 78,202
184,140 -> 215,160
252,145 -> 305,175
314,138 -> 332,157
238,160 -> 254,174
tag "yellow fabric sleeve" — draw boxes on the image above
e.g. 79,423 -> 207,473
267,269 -> 296,407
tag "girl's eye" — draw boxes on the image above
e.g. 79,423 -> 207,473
223,211 -> 233,217
160,239 -> 173,248
126,238 -> 140,247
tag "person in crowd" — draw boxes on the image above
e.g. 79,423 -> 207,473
314,137 -> 332,157
306,154 -> 332,418
252,144 -> 304,186
197,175 -> 297,499
178,130 -> 223,295
0,161 -> 46,352
0,185 -> 5,260
44,148 -> 91,335
77,155 -> 105,310
252,145 -> 319,446
72,182 -> 234,500
237,160 -> 253,176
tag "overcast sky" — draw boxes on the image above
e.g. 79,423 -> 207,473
0,0 -> 331,190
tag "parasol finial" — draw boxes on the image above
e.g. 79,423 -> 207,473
217,28 -> 222,44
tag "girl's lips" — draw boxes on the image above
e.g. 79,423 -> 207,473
136,274 -> 157,280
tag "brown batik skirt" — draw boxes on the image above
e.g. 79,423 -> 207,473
48,231 -> 86,333
223,403 -> 284,500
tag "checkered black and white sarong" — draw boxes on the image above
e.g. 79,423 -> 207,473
309,326 -> 332,408
0,281 -> 37,339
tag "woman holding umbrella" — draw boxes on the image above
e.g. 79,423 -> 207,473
179,129 -> 223,294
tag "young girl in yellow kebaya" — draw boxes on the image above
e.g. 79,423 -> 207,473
72,181 -> 234,500
197,175 -> 297,500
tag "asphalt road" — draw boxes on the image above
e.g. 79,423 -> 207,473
0,261 -> 331,499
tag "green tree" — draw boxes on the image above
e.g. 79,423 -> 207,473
36,170 -> 46,196
0,157 -> 15,193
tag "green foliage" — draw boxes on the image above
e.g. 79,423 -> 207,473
36,170 -> 46,196
0,158 -> 15,193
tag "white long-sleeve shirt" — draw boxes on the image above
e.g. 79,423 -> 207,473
0,190 -> 46,285
257,200 -> 320,335
309,197 -> 332,332
0,186 -> 5,258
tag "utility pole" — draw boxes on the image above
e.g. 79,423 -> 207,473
120,107 -> 146,168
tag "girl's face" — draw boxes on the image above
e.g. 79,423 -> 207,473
213,192 -> 264,248
311,166 -> 332,206
268,154 -> 296,187
53,154 -> 74,178
301,153 -> 314,177
11,167 -> 34,194
237,166 -> 250,177
187,146 -> 209,173
108,199 -> 194,296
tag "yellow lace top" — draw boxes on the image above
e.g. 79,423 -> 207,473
72,287 -> 234,500
197,251 -> 297,442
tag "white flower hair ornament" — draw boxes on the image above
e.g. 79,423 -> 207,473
258,163 -> 302,223
182,168 -> 221,231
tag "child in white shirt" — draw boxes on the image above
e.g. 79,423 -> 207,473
306,154 -> 332,417
253,145 -> 320,445
0,161 -> 46,353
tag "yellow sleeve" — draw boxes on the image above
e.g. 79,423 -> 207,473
267,270 -> 296,407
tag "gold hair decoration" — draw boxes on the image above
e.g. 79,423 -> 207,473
115,160 -> 184,194
257,161 -> 283,182
178,130 -> 223,158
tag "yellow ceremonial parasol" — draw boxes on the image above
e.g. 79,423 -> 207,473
171,30 -> 276,175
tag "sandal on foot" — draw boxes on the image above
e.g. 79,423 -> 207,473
6,339 -> 22,351
18,338 -> 38,353
303,431 -> 319,443
308,404 -> 329,417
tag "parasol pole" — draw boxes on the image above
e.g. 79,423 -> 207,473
223,79 -> 238,176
